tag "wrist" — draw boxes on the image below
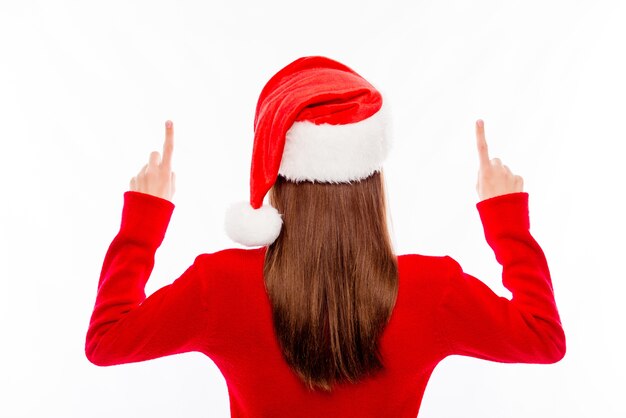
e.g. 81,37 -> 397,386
119,191 -> 175,247
476,192 -> 530,238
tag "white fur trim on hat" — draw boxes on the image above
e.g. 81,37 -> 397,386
225,201 -> 283,247
278,104 -> 391,183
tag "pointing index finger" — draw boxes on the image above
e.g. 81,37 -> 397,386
475,119 -> 490,168
162,120 -> 174,170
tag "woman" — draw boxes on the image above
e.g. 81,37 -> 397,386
85,56 -> 566,417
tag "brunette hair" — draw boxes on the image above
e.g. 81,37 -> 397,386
263,170 -> 398,392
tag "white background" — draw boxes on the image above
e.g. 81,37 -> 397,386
0,0 -> 624,417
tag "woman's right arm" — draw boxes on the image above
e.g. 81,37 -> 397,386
434,120 -> 565,363
436,192 -> 566,363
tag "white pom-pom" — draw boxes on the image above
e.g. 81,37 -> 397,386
225,201 -> 283,247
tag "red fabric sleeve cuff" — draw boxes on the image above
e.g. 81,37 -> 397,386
119,191 -> 175,247
476,192 -> 530,241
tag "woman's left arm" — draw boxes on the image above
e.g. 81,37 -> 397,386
85,121 -> 211,365
85,191 -> 211,366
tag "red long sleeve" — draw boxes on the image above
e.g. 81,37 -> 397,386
85,190 -> 565,417
435,192 -> 566,363
85,191 -> 211,366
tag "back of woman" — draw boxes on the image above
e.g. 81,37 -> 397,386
85,56 -> 566,417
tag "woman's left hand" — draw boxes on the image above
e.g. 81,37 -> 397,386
129,120 -> 176,202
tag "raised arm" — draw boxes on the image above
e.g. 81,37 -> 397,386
85,121 -> 210,366
435,120 -> 565,363
85,192 -> 211,366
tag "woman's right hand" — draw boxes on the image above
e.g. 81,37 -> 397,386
475,119 -> 524,201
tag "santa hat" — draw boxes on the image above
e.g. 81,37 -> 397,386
225,56 -> 391,247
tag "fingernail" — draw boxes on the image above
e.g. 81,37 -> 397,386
165,120 -> 173,128
477,119 -> 484,127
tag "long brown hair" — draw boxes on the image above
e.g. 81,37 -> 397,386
263,170 -> 398,392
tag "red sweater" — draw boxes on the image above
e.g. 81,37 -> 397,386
85,191 -> 566,417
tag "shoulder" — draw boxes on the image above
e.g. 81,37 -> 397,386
397,253 -> 460,276
193,247 -> 266,273
194,246 -> 265,263
190,247 -> 266,290
396,253 -> 462,296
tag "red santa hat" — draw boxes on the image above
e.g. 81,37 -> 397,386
225,56 -> 391,246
